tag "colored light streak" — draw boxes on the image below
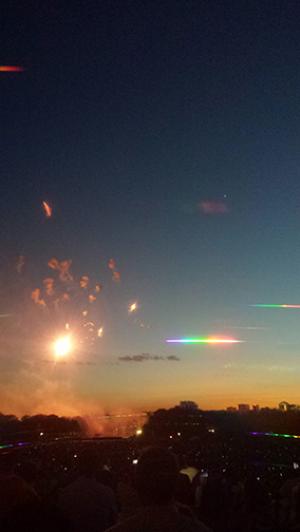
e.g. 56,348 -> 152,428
251,304 -> 300,309
166,337 -> 242,344
251,431 -> 300,439
0,442 -> 30,450
0,66 -> 24,72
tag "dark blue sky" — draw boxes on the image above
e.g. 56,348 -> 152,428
2,1 -> 300,414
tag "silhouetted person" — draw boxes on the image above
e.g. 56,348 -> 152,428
107,447 -> 211,532
58,449 -> 117,532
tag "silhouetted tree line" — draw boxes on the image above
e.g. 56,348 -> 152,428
142,402 -> 300,441
0,413 -> 82,440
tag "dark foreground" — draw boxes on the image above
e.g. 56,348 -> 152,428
1,433 -> 300,531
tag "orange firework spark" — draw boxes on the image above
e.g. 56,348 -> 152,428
59,260 -> 73,282
0,66 -> 25,72
43,277 -> 55,296
82,310 -> 88,317
31,288 -> 46,307
112,271 -> 121,283
95,283 -> 102,293
48,257 -> 73,282
97,327 -> 104,337
108,258 -> 116,270
42,201 -> 52,218
48,257 -> 59,270
80,276 -> 89,288
88,294 -> 97,303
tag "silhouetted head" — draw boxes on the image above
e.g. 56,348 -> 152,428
78,448 -> 99,477
135,447 -> 178,505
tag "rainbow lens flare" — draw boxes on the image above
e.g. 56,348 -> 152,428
251,304 -> 300,309
166,337 -> 242,344
251,431 -> 300,439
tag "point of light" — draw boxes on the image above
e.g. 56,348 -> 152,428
129,301 -> 138,313
251,304 -> 300,309
53,335 -> 72,360
166,337 -> 243,344
136,428 -> 143,436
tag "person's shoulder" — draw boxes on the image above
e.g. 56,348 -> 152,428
178,512 -> 212,532
106,515 -> 136,532
107,511 -> 212,532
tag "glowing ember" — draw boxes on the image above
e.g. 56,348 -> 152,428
42,201 -> 52,218
53,335 -> 72,359
0,66 -> 25,72
166,337 -> 243,344
129,302 -> 138,313
97,327 -> 103,337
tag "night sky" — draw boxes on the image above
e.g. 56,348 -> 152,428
2,1 -> 300,417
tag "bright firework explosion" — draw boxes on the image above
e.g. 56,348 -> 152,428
53,335 -> 73,360
29,257 -> 105,358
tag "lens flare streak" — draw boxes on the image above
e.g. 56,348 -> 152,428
0,66 -> 25,72
251,304 -> 300,309
251,431 -> 300,439
166,337 -> 243,344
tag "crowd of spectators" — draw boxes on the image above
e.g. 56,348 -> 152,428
1,433 -> 300,531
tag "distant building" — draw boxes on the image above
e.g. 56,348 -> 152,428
227,406 -> 237,412
279,401 -> 300,412
179,401 -> 199,411
238,404 -> 250,413
252,405 -> 260,411
279,401 -> 290,411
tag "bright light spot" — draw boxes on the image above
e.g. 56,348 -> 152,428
208,428 -> 215,433
39,432 -> 44,437
132,459 -> 138,465
177,432 -> 181,436
136,428 -> 143,436
74,454 -> 77,458
53,335 -> 72,360
97,327 -> 104,338
129,301 -> 138,313
169,435 -> 173,439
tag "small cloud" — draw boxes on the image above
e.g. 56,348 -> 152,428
199,200 -> 229,215
118,353 -> 179,363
